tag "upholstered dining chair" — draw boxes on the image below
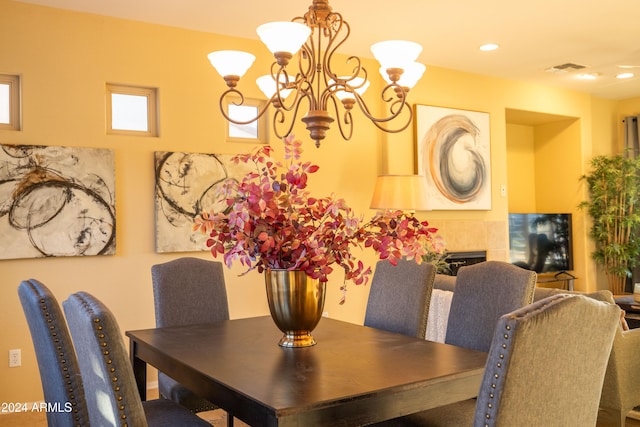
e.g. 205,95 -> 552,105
364,259 -> 437,338
151,257 -> 230,413
444,260 -> 537,352
597,295 -> 640,426
18,279 -> 90,427
370,293 -> 621,427
529,288 -> 640,426
63,291 -> 211,427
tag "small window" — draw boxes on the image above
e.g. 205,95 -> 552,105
0,74 -> 21,131
224,97 -> 268,144
106,83 -> 158,136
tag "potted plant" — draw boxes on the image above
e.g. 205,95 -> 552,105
580,154 -> 640,294
194,135 -> 442,346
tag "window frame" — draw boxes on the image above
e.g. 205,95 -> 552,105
106,83 -> 158,137
224,97 -> 268,144
0,74 -> 21,131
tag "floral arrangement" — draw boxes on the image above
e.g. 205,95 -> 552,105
194,135 -> 442,301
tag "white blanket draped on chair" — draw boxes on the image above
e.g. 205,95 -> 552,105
426,289 -> 453,343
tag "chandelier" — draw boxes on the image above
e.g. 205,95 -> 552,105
208,0 -> 425,147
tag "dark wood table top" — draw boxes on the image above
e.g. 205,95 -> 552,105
127,316 -> 487,427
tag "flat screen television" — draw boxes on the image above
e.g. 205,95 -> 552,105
508,213 -> 573,273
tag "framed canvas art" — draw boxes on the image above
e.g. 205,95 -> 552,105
154,150 -> 253,253
0,144 -> 116,259
414,105 -> 491,210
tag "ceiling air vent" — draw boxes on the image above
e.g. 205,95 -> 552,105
545,63 -> 587,73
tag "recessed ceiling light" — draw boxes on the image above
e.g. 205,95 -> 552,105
577,73 -> 598,80
617,72 -> 634,79
479,43 -> 499,51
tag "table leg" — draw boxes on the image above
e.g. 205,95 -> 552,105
129,338 -> 147,401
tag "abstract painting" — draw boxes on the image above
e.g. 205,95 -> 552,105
0,144 -> 115,259
154,151 -> 253,253
414,105 -> 491,210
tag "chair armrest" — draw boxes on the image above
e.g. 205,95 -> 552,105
601,327 -> 640,410
615,327 -> 640,384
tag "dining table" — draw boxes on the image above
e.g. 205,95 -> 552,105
126,316 -> 487,427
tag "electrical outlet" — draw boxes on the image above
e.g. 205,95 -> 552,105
9,349 -> 21,367
322,311 -> 329,318
500,185 -> 507,197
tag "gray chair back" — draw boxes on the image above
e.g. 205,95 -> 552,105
63,291 -> 211,427
18,279 -> 90,427
152,257 -> 229,327
364,259 -> 437,338
445,260 -> 536,352
534,289 -> 640,426
474,294 -> 620,426
151,257 -> 229,412
63,291 -> 149,427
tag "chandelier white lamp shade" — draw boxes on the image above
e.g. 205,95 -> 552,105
207,0 -> 424,147
379,62 -> 427,94
256,74 -> 295,106
256,22 -> 312,64
370,40 -> 422,70
207,50 -> 256,87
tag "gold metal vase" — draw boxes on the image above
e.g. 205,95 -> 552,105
265,269 -> 326,347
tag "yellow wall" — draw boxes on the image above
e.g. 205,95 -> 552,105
618,97 -> 640,151
506,117 -> 591,287
618,96 -> 640,118
0,0 -> 633,402
506,124 -> 536,212
535,119 -> 586,282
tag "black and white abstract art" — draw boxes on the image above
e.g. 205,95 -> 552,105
415,105 -> 491,210
0,144 -> 116,259
154,151 -> 253,253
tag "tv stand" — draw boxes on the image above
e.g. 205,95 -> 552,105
536,271 -> 576,291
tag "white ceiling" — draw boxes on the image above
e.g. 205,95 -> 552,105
13,0 -> 640,100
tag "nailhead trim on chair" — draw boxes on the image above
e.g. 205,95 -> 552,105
39,297 -> 84,427
72,292 -> 134,427
482,319 -> 513,426
92,316 -> 131,426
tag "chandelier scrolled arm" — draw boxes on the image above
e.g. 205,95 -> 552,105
218,89 -> 271,125
327,95 -> 353,141
207,0 -> 425,147
271,90 -> 312,142
270,67 -> 306,112
347,86 -> 414,134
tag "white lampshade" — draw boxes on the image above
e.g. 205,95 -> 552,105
208,50 -> 256,78
400,62 -> 427,88
256,74 -> 293,99
329,76 -> 370,100
257,22 -> 311,55
379,62 -> 426,89
370,175 -> 430,211
370,40 -> 423,69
